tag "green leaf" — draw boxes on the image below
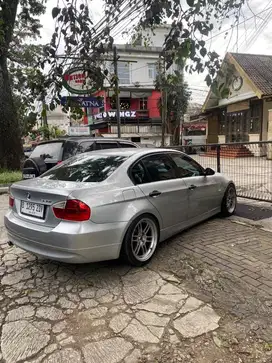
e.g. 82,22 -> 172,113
221,88 -> 229,99
186,0 -> 194,6
219,82 -> 225,91
200,47 -> 207,57
52,7 -> 60,19
205,74 -> 212,87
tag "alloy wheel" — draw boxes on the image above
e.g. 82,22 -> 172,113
226,186 -> 237,214
131,218 -> 158,262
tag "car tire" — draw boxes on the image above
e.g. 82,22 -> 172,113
22,157 -> 47,179
121,214 -> 159,266
221,183 -> 237,217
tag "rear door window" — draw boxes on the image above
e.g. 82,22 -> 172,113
30,142 -> 63,161
41,154 -> 128,182
141,154 -> 177,182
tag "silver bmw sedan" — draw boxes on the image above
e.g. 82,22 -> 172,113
5,148 -> 236,266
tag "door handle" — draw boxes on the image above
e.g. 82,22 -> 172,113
149,190 -> 162,197
188,185 -> 197,190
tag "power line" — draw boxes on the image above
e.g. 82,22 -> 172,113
238,0 -> 272,51
206,5 -> 272,42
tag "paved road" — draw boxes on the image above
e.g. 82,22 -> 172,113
1,194 -> 272,363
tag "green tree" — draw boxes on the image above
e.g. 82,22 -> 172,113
156,65 -> 191,145
1,0 -> 245,169
0,1 -> 45,169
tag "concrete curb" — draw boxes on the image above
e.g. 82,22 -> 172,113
230,215 -> 272,233
0,187 -> 9,195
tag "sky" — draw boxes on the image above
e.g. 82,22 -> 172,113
39,0 -> 272,104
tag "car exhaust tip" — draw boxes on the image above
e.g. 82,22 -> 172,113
7,241 -> 14,247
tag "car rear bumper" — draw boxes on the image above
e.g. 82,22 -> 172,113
4,211 -> 127,264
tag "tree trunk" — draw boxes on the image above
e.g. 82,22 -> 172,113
0,0 -> 22,170
0,55 -> 22,170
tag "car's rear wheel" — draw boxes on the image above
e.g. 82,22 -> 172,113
221,183 -> 237,217
121,214 -> 159,266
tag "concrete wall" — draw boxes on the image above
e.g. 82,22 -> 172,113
248,134 -> 260,142
207,113 -> 219,143
207,68 -> 256,109
268,109 -> 272,140
142,27 -> 169,47
218,135 -> 226,143
46,105 -> 70,133
262,100 -> 272,140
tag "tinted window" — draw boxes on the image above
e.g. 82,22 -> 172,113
130,162 -> 149,185
97,142 -> 119,149
41,154 -> 128,183
170,154 -> 203,178
78,142 -> 94,153
142,154 -> 176,182
119,142 -> 137,148
63,141 -> 78,160
30,142 -> 63,160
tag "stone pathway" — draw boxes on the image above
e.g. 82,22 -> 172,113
0,194 -> 222,363
1,194 -> 272,363
0,251 -> 220,362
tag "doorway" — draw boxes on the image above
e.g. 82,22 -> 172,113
226,111 -> 249,143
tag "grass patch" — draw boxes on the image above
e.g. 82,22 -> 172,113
0,169 -> 22,185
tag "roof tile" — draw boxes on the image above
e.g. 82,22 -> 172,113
230,53 -> 272,96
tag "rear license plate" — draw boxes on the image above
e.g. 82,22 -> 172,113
21,201 -> 44,218
23,174 -> 36,179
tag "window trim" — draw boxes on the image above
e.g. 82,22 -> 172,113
128,152 -> 178,185
147,63 -> 157,80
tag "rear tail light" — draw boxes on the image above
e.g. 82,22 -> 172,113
9,195 -> 14,208
57,161 -> 62,165
52,199 -> 91,221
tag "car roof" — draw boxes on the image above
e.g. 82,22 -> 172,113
85,148 -> 181,157
36,138 -> 138,145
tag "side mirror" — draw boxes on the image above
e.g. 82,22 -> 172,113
204,167 -> 215,176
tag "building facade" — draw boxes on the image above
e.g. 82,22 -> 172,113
85,25 -> 174,146
203,52 -> 272,144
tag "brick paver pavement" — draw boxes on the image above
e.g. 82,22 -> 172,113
176,218 -> 272,296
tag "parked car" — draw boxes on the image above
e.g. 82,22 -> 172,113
5,148 -> 237,266
22,137 -> 139,180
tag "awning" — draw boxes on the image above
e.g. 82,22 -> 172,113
101,133 -> 170,138
107,91 -> 152,98
183,123 -> 207,130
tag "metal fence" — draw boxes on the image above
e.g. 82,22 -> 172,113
172,141 -> 272,202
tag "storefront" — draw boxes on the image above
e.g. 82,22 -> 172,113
182,121 -> 207,145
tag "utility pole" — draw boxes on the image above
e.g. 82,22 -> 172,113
113,45 -> 121,138
41,94 -> 48,128
159,55 -> 166,147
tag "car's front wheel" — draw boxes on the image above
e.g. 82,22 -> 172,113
121,214 -> 159,266
221,183 -> 237,217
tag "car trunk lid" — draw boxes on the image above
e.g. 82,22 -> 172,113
10,178 -> 97,227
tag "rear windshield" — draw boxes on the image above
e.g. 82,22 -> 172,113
41,154 -> 128,182
30,142 -> 63,160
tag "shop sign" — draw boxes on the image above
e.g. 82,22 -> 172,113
61,96 -> 104,108
68,126 -> 90,136
95,110 -> 137,119
63,67 -> 97,94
